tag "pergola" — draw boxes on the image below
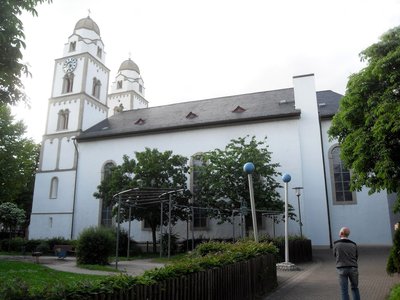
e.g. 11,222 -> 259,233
112,187 -> 186,269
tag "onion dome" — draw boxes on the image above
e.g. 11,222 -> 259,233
74,16 -> 100,35
119,58 -> 140,74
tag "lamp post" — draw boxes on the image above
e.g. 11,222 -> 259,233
243,162 -> 258,243
293,187 -> 304,238
276,173 -> 298,271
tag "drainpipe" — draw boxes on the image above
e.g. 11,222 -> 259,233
71,138 -> 79,239
319,115 -> 333,248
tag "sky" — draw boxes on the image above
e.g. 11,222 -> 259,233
13,0 -> 400,142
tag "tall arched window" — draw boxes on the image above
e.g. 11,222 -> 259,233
50,177 -> 58,199
191,154 -> 208,229
329,146 -> 356,204
57,109 -> 70,130
62,73 -> 74,93
92,78 -> 101,98
100,162 -> 115,227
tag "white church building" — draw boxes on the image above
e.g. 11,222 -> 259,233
29,16 -> 398,246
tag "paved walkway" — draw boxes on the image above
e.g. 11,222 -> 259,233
264,246 -> 400,300
2,247 -> 399,299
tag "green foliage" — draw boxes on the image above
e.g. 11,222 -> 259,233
193,136 -> 287,224
389,284 -> 400,300
94,148 -> 191,252
328,26 -> 400,212
76,227 -> 115,265
0,105 -> 40,228
160,232 -> 179,255
0,0 -> 52,105
0,237 -> 25,252
387,229 -> 400,274
0,202 -> 25,234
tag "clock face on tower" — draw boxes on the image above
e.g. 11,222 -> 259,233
63,57 -> 77,73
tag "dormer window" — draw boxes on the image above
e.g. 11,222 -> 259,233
97,47 -> 102,58
69,41 -> 76,52
186,112 -> 198,119
135,118 -> 146,125
232,106 -> 246,113
117,80 -> 123,89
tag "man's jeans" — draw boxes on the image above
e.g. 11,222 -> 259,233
337,267 -> 360,300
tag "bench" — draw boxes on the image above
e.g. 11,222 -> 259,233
53,245 -> 75,259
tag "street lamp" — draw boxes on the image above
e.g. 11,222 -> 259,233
293,187 -> 304,238
243,162 -> 258,243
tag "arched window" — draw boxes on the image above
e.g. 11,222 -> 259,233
329,146 -> 356,204
190,154 -> 208,229
69,41 -> 76,52
92,78 -> 101,98
62,73 -> 74,93
57,109 -> 70,130
100,162 -> 115,227
50,177 -> 58,199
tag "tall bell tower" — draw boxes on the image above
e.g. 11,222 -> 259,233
29,16 -> 109,239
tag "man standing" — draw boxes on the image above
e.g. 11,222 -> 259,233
333,227 -> 360,300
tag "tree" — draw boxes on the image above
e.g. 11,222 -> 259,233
0,0 -> 52,105
0,105 -> 40,212
94,148 -> 191,253
193,136 -> 289,230
0,202 -> 25,239
328,26 -> 400,212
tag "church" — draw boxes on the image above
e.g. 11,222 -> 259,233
28,16 -> 397,246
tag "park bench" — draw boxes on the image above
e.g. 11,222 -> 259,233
53,244 -> 75,259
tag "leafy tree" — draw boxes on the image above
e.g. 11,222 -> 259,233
0,0 -> 52,105
328,26 -> 400,212
193,136 -> 289,230
0,105 -> 40,211
0,202 -> 25,241
94,148 -> 191,253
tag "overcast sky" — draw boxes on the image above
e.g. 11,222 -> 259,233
13,0 -> 400,142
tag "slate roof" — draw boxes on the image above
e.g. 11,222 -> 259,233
77,88 -> 342,142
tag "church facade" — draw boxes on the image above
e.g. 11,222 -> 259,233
28,16 -> 397,246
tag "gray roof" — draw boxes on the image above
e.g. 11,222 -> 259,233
77,88 -> 342,142
119,59 -> 140,74
74,16 -> 100,35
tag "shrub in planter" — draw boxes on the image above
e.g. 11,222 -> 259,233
76,226 -> 115,265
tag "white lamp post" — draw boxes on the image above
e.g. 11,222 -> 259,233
243,162 -> 258,242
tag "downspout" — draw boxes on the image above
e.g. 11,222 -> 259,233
319,115 -> 333,248
71,138 -> 79,239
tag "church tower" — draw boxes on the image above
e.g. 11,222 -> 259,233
108,58 -> 148,116
29,16 -> 109,239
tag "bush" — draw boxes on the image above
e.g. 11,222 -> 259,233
160,232 -> 179,255
0,237 -> 26,252
389,284 -> 400,300
387,229 -> 400,274
76,226 -> 115,265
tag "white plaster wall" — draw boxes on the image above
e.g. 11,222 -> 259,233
63,30 -> 106,64
133,95 -> 148,109
293,74 -> 330,245
73,119 -> 305,240
41,138 -> 59,171
59,137 -> 76,169
31,171 -> 76,214
29,214 -> 72,239
85,59 -> 109,104
107,94 -> 131,115
46,99 -> 80,134
320,120 -> 393,245
82,101 -> 107,130
52,57 -> 85,98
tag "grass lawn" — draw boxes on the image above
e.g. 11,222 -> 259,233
0,260 -> 107,294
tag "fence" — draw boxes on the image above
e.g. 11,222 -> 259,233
87,254 -> 277,300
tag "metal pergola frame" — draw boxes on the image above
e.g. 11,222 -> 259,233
112,187 -> 185,269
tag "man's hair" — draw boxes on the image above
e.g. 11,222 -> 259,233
339,227 -> 350,237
